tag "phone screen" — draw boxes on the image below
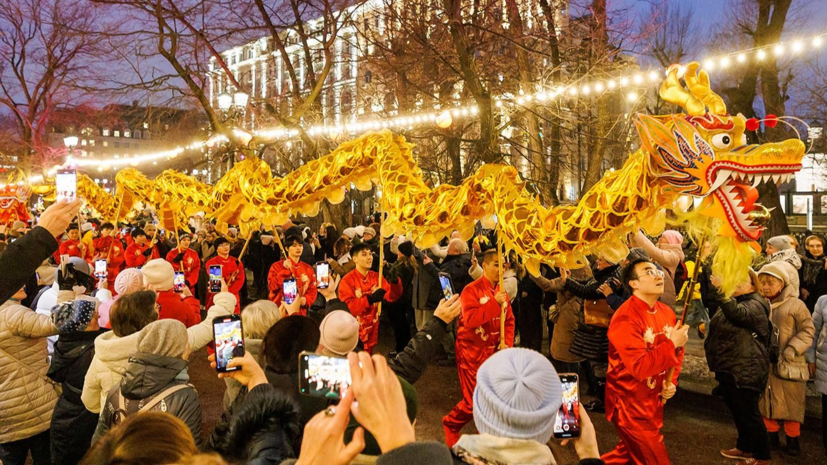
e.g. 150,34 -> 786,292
213,315 -> 244,372
299,352 -> 352,400
316,262 -> 330,289
439,273 -> 454,300
55,169 -> 77,202
94,259 -> 108,278
553,374 -> 581,439
174,271 -> 186,293
283,278 -> 298,304
209,265 -> 222,293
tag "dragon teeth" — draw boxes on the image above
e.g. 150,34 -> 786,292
710,169 -> 731,192
752,175 -> 763,188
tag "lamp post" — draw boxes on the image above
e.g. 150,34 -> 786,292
63,135 -> 79,165
216,90 -> 251,169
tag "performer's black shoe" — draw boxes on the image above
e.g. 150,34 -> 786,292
784,436 -> 800,457
768,432 -> 781,451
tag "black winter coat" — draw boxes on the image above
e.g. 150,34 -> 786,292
0,226 -> 58,304
94,354 -> 202,446
211,383 -> 301,465
564,264 -> 621,300
48,329 -> 108,465
439,254 -> 473,294
389,316 -> 450,384
800,253 -> 827,312
704,292 -> 771,391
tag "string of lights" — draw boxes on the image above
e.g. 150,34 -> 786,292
45,31 -> 825,176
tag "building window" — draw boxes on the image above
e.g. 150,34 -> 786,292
102,128 -> 110,136
81,139 -> 87,146
103,141 -> 108,147
114,141 -> 120,148
124,130 -> 131,138
114,130 -> 120,137
134,130 -> 141,139
143,122 -> 148,129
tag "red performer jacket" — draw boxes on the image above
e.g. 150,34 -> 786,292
457,276 -> 515,369
156,290 -> 202,328
166,247 -> 201,288
59,239 -> 84,259
605,295 -> 684,431
267,258 -> 317,316
124,242 -> 159,268
206,255 -> 244,313
94,236 -> 125,290
338,268 -> 403,351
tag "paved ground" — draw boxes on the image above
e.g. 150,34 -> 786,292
190,314 -> 827,464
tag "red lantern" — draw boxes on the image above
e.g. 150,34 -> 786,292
764,114 -> 778,128
745,118 -> 760,132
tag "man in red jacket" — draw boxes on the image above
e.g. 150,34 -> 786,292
166,232 -> 200,294
58,223 -> 84,258
141,258 -> 201,327
206,237 -> 244,313
443,248 -> 515,447
124,228 -> 159,268
267,234 -> 317,316
93,223 -> 125,292
338,242 -> 402,353
602,258 -> 688,465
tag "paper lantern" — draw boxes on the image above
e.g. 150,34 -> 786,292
436,110 -> 453,129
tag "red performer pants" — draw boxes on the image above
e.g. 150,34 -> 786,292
442,355 -> 478,447
602,417 -> 670,465
763,418 -> 801,438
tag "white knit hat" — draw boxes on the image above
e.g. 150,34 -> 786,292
342,228 -> 357,240
115,268 -> 144,295
141,259 -> 174,291
319,310 -> 359,356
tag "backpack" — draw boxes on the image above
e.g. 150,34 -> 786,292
673,260 -> 689,295
111,383 -> 193,426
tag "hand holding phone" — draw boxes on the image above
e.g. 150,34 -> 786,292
209,265 -> 222,293
55,169 -> 77,202
553,373 -> 581,439
438,272 -> 454,300
94,259 -> 108,279
283,277 -> 298,304
213,315 -> 245,372
316,261 -> 330,289
174,271 -> 186,293
299,352 -> 352,400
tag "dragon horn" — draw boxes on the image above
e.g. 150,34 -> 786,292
659,64 -> 706,116
684,62 -> 727,115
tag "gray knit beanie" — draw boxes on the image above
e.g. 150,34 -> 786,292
319,310 -> 360,356
473,348 -> 563,444
767,235 -> 792,251
137,319 -> 188,358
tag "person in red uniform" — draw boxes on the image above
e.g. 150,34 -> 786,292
124,228 -> 159,268
602,258 -> 689,465
93,223 -> 126,292
267,234 -> 317,316
338,242 -> 402,353
166,232 -> 200,294
442,248 -> 515,447
59,223 -> 85,258
206,237 -> 244,313
141,258 -> 202,327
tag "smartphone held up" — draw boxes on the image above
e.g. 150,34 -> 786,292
208,265 -> 222,293
299,351 -> 352,400
553,373 -> 581,439
55,169 -> 77,202
283,278 -> 298,304
213,315 -> 244,372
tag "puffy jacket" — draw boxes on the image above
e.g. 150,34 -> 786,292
48,327 -> 108,464
0,299 -> 59,443
806,295 -> 827,395
439,254 -> 473,294
211,383 -> 301,464
94,354 -> 201,446
82,292 -> 235,413
704,292 -> 771,391
532,274 -> 586,363
0,226 -> 58,304
632,232 -> 685,309
413,252 -> 444,311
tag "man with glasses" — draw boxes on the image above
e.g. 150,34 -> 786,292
602,258 -> 689,465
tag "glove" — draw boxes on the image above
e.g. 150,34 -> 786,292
783,346 -> 796,363
172,253 -> 184,263
367,288 -> 387,304
57,264 -> 78,291
142,247 -> 154,257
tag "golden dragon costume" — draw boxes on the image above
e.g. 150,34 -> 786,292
22,62 -> 804,293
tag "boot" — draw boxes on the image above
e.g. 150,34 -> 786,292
784,436 -> 800,457
768,432 -> 781,451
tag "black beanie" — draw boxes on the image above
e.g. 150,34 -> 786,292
397,241 -> 414,257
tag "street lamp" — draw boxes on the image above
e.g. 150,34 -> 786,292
217,90 -> 248,113
218,92 -> 233,111
63,135 -> 79,149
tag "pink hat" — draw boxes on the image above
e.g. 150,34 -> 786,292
661,230 -> 684,245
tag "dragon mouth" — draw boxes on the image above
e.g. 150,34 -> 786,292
707,162 -> 799,241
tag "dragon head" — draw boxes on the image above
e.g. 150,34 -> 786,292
0,169 -> 33,224
634,62 -> 804,242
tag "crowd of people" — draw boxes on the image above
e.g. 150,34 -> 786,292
0,198 -> 826,465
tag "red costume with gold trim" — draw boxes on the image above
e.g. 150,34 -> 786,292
206,254 -> 244,313
124,242 -> 159,268
602,294 -> 684,465
59,239 -> 83,259
267,258 -> 317,316
94,236 -> 125,292
443,275 -> 515,447
338,268 -> 402,353
166,247 -> 201,293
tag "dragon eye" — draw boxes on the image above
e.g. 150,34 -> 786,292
711,133 -> 733,150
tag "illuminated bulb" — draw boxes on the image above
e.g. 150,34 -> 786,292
620,77 -> 629,86
703,60 -> 715,70
720,56 -> 731,68
756,49 -> 767,60
536,92 -> 547,101
524,94 -> 532,102
594,82 -> 604,92
495,100 -> 503,108
516,97 -> 525,105
97,166 -> 103,172
460,108 -> 469,116
774,44 -> 784,55
792,41 -> 803,53
814,36 -> 824,47
471,106 -> 479,114
568,87 -> 578,96
647,71 -> 658,81
555,85 -> 565,95
581,85 -> 591,95
633,74 -> 643,84
436,110 -> 453,128
451,109 -> 460,117
626,92 -> 638,103
737,53 -> 746,63
607,80 -> 617,89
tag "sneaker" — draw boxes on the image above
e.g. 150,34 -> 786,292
742,459 -> 770,465
720,448 -> 753,460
